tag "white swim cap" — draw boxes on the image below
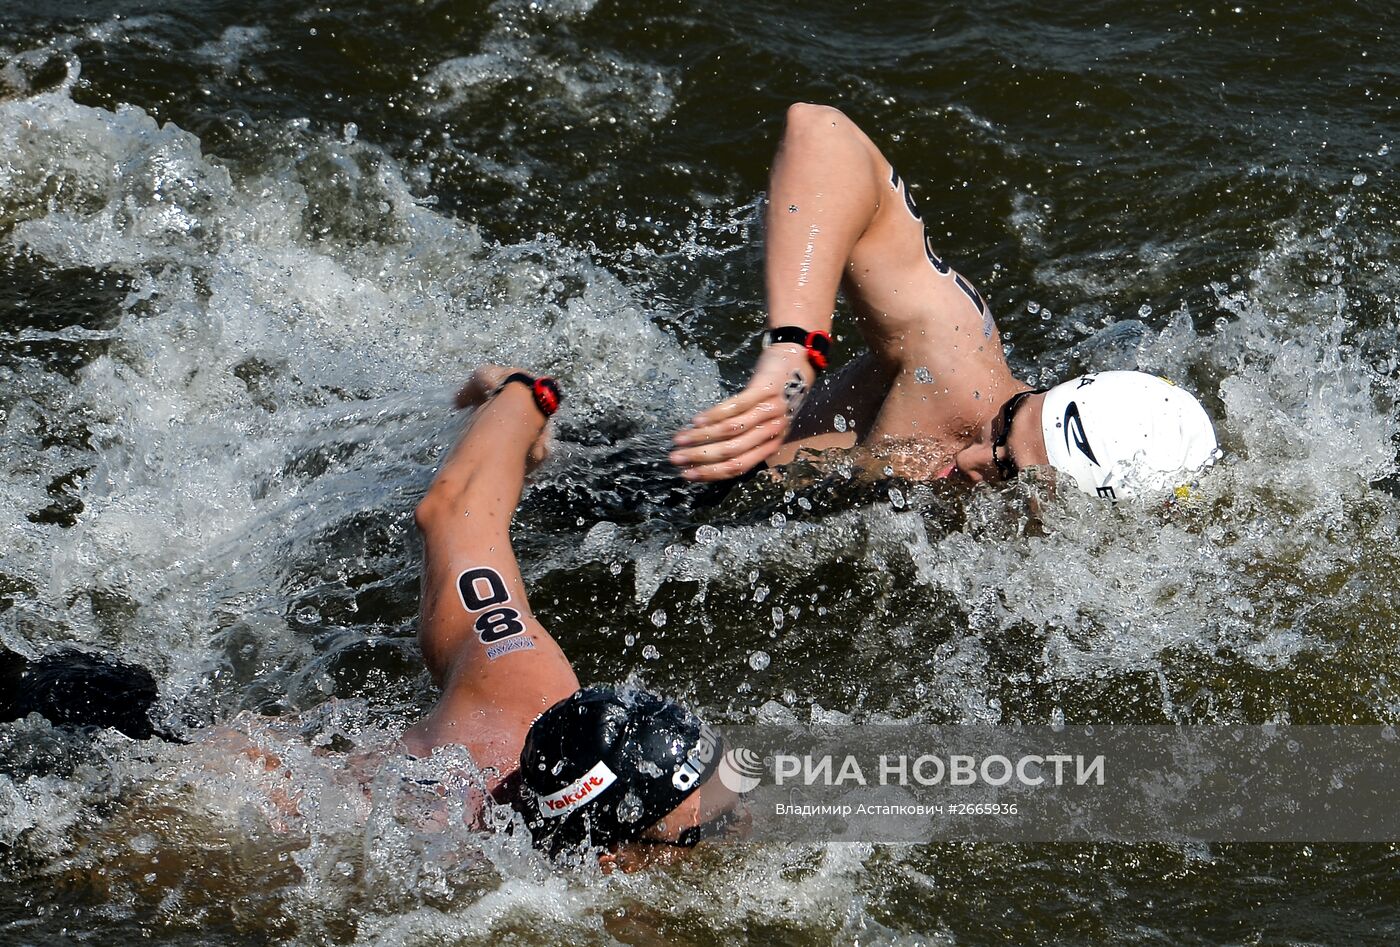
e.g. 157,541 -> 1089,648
1039,371 -> 1218,499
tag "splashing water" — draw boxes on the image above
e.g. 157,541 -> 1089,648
2,4 -> 1399,944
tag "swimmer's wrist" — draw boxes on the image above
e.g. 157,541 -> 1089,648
757,341 -> 819,382
492,372 -> 562,418
760,326 -> 831,372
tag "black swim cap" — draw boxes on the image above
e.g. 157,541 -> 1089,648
519,687 -> 722,850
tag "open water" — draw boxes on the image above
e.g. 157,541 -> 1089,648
0,0 -> 1397,943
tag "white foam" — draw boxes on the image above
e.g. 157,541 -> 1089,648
0,82 -> 718,691
194,25 -> 269,72
419,0 -> 675,130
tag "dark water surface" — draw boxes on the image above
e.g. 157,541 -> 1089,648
1,0 -> 1397,943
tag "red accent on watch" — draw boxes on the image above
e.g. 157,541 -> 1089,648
496,372 -> 562,417
531,377 -> 561,416
804,330 -> 831,371
763,326 -> 833,372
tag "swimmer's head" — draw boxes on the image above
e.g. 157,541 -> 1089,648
1038,370 -> 1219,499
520,687 -> 738,852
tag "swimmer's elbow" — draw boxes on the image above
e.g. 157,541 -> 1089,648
415,477 -> 471,532
414,490 -> 450,534
781,103 -> 881,187
415,474 -> 512,534
784,102 -> 855,139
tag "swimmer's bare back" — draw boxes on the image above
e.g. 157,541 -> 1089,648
671,103 -> 1023,481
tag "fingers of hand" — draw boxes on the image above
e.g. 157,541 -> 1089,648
671,402 -> 784,456
455,380 -> 490,410
456,364 -> 512,409
683,384 -> 771,435
670,416 -> 784,474
677,437 -> 783,482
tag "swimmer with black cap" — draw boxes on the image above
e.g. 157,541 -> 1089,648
670,104 -> 1219,499
405,366 -> 741,861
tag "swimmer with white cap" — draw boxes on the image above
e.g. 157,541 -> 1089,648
670,104 -> 1218,499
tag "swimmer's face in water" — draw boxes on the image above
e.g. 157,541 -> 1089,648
639,767 -> 744,844
951,390 -> 1051,484
602,769 -> 747,870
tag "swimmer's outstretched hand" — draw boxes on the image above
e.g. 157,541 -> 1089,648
669,344 -> 813,481
453,364 -> 553,472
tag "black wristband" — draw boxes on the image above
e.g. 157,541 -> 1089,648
494,372 -> 562,417
761,326 -> 832,371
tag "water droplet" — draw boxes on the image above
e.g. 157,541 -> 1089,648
1352,172 -> 1368,186
833,413 -> 847,432
642,644 -> 660,660
771,607 -> 785,630
1027,301 -> 1041,314
295,606 -> 320,624
914,366 -> 933,384
889,487 -> 906,509
617,790 -> 645,823
694,524 -> 720,545
610,561 -> 623,575
753,584 -> 770,603
749,650 -> 771,671
769,512 -> 786,529
624,633 -> 635,646
551,759 -> 568,775
1137,304 -> 1152,317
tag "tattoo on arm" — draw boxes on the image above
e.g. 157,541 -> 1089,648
783,371 -> 810,420
894,166 -> 997,340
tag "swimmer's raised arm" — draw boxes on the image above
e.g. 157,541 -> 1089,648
405,366 -> 579,775
671,104 -> 878,480
671,104 -> 962,481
